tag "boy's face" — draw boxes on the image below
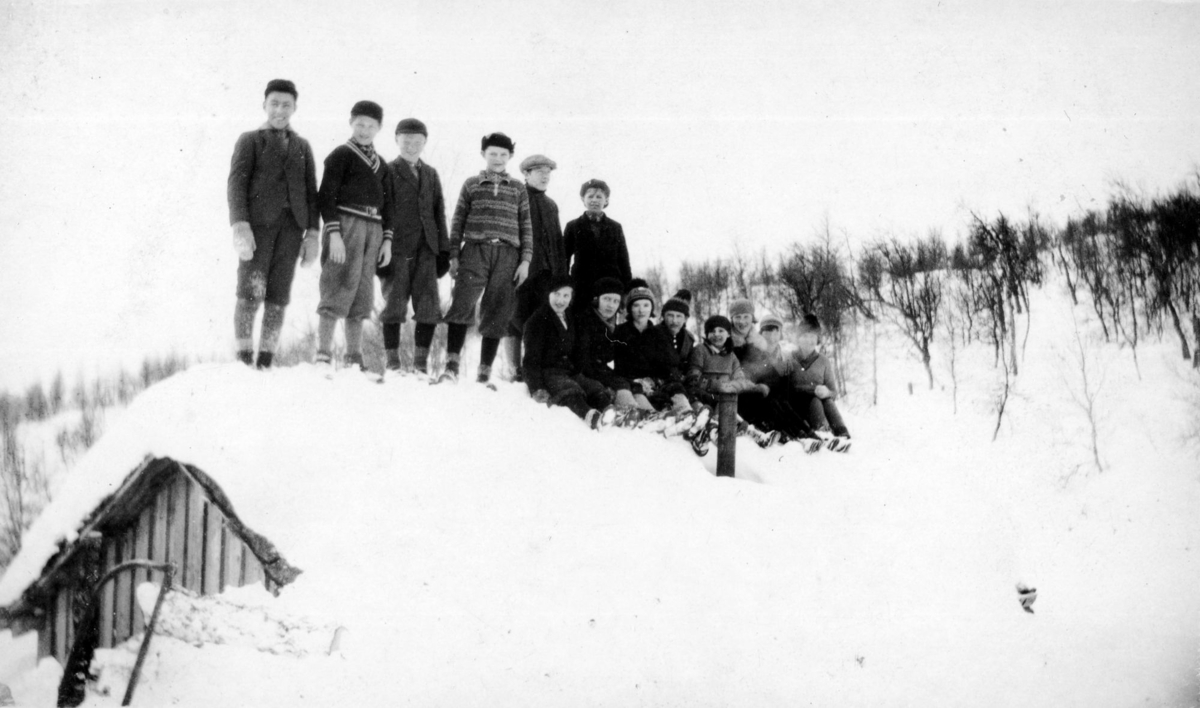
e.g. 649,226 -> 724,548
582,188 -> 608,214
760,324 -> 782,348
549,286 -> 573,314
596,293 -> 621,321
707,327 -> 730,348
796,329 -> 819,354
350,116 -> 381,145
482,147 -> 512,172
525,167 -> 552,191
732,313 -> 754,334
263,92 -> 296,130
630,299 -> 652,322
663,311 -> 686,334
396,133 -> 426,161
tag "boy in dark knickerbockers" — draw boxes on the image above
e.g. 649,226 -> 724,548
315,100 -> 395,374
227,79 -> 320,369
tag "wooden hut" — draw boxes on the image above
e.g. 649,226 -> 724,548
0,455 -> 300,666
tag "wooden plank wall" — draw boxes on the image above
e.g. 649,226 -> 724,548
44,467 -> 274,664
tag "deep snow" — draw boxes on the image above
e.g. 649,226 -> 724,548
1,279 -> 1198,707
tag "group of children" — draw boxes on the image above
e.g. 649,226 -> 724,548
226,79 -> 851,455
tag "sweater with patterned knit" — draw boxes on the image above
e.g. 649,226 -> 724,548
449,170 -> 533,263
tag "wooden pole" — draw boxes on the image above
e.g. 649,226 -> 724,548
716,392 -> 738,477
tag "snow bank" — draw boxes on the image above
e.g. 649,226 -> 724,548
2,277 -> 1197,705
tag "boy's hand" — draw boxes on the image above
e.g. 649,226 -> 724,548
232,222 -> 255,261
715,381 -> 737,394
378,240 -> 392,268
328,234 -> 346,265
448,257 -> 459,279
814,384 -> 832,399
300,229 -> 320,267
513,261 -> 530,286
754,383 -> 771,397
531,390 -> 551,405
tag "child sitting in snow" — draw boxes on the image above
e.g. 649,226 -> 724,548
522,275 -> 614,430
611,281 -> 690,415
775,314 -> 851,452
574,276 -> 630,397
685,316 -> 779,451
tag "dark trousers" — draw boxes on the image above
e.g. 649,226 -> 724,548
540,370 -> 612,419
236,216 -> 304,305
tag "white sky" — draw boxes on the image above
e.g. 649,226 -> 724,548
1,0 -> 1198,389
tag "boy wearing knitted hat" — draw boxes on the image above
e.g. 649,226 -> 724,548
574,276 -> 630,397
315,100 -> 395,375
564,179 -> 631,314
612,281 -> 691,415
507,153 -> 568,382
684,316 -> 779,452
658,289 -> 696,364
440,132 -> 533,385
379,118 -> 450,379
227,79 -> 320,369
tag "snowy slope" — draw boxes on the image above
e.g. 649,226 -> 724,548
1,280 -> 1198,706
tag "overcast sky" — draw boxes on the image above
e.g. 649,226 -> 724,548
1,0 -> 1197,389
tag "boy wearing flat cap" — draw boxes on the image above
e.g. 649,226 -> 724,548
379,117 -> 450,379
506,153 -> 568,382
439,132 -> 533,385
315,100 -> 395,375
227,79 -> 320,369
564,178 -> 631,314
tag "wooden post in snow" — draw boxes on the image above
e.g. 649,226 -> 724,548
716,392 -> 738,478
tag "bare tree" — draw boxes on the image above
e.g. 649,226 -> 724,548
862,233 -> 947,389
1057,313 -> 1108,473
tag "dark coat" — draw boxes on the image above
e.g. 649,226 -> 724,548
779,350 -> 839,398
527,187 -> 568,278
388,157 -> 449,257
659,321 -> 696,364
574,309 -> 627,390
522,304 -> 579,392
564,213 -> 631,309
227,123 -> 319,229
612,320 -> 682,382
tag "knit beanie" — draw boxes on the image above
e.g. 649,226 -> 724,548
481,132 -> 515,153
351,100 -> 384,124
729,298 -> 756,322
704,315 -> 733,335
264,79 -> 297,100
758,313 -> 784,331
395,118 -> 428,136
592,277 -> 624,298
624,280 -> 656,318
579,178 -> 611,198
661,289 -> 691,318
547,274 -> 575,294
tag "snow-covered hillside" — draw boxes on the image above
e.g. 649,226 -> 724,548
1,279 -> 1197,707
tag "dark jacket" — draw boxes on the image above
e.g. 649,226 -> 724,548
612,320 -> 682,382
780,350 -> 839,398
686,341 -> 756,394
523,304 -> 579,392
574,309 -> 627,390
526,186 -> 567,278
388,157 -> 449,256
564,213 -> 631,309
227,123 -> 319,229
317,141 -> 396,236
659,321 -> 696,365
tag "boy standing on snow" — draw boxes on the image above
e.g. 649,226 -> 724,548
227,79 -> 320,369
564,179 -> 631,314
507,154 -> 567,382
440,132 -> 533,385
379,118 -> 450,379
315,100 -> 395,373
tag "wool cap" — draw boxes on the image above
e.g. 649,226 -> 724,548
481,132 -> 515,153
625,281 -> 656,318
264,79 -> 298,100
395,118 -> 428,136
547,274 -> 575,293
520,154 -> 557,172
661,293 -> 691,318
705,315 -> 734,335
580,178 -> 611,198
351,100 -> 384,124
759,313 -> 784,332
592,277 -> 625,298
729,298 -> 756,321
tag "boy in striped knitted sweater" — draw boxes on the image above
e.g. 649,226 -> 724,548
439,132 -> 533,384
